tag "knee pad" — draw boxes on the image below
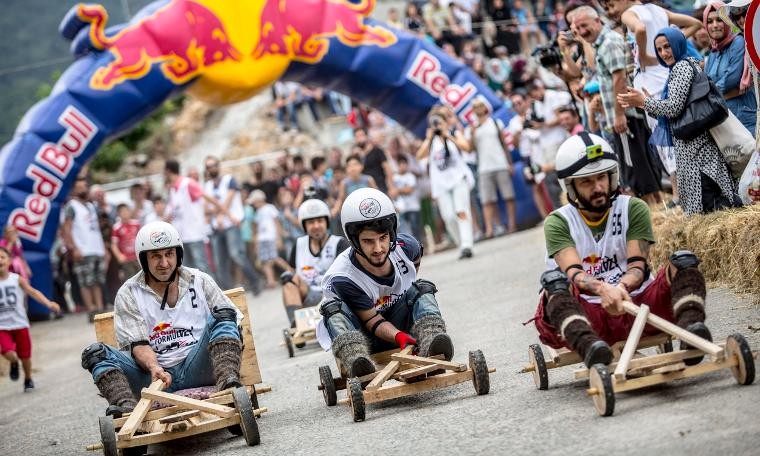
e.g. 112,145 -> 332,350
540,269 -> 571,297
406,279 -> 438,307
319,299 -> 344,319
211,306 -> 238,323
669,250 -> 700,271
279,271 -> 296,286
81,342 -> 108,372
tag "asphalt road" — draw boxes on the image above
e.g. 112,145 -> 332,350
1,226 -> 759,455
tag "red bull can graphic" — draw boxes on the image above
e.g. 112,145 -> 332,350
78,0 -> 240,90
254,0 -> 397,63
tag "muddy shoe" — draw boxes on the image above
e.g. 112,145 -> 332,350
350,355 -> 376,378
9,361 -> 19,381
427,333 -> 454,361
583,340 -> 613,368
680,322 -> 712,366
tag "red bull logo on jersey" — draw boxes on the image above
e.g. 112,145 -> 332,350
582,253 -> 622,277
374,293 -> 403,312
253,0 -> 397,64
79,0 -> 240,90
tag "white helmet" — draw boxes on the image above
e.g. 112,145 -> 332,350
298,198 -> 331,230
341,187 -> 398,251
555,132 -> 619,205
134,221 -> 184,275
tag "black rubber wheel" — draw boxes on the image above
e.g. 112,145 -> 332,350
227,424 -> 243,436
98,416 -> 118,456
347,377 -> 365,422
469,350 -> 490,395
123,446 -> 148,456
726,333 -> 755,386
229,388 -> 259,435
319,365 -> 337,406
528,344 -> 549,390
283,329 -> 294,358
589,363 -> 615,417
232,386 -> 261,446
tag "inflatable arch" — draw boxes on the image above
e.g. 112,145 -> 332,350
0,0 -> 538,317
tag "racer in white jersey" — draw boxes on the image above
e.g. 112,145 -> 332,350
80,222 -> 244,417
532,133 -> 711,368
280,199 -> 350,327
0,247 -> 60,392
319,188 -> 453,378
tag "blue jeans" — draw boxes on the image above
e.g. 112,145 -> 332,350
183,241 -> 213,279
322,286 -> 442,353
90,316 -> 240,395
212,226 -> 261,291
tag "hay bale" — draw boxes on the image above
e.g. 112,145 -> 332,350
651,204 -> 760,298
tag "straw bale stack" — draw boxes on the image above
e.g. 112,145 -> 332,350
650,205 -> 760,299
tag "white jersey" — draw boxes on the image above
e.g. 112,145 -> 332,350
67,199 -> 106,257
322,247 -> 417,314
295,235 -> 342,293
546,195 -> 653,304
427,136 -> 474,200
133,274 -> 210,368
0,273 -> 29,330
168,177 -> 207,243
204,174 -> 245,230
628,4 -> 670,97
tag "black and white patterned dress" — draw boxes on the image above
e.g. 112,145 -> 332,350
643,58 -> 737,216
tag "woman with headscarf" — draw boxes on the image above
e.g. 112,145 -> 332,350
703,1 -> 756,135
618,27 -> 741,216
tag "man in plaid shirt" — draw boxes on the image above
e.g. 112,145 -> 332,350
80,221 -> 244,417
572,6 -> 663,206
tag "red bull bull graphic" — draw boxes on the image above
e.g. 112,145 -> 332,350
254,0 -> 396,63
0,0 -> 530,318
78,1 -> 241,90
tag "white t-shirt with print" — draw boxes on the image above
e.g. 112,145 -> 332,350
255,204 -> 280,242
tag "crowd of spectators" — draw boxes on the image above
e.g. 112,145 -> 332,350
6,0 -> 758,318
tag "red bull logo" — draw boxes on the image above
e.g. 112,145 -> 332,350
79,0 -> 240,90
152,322 -> 172,333
253,0 -> 397,63
582,254 -> 601,266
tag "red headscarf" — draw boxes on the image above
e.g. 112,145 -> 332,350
703,1 -> 735,51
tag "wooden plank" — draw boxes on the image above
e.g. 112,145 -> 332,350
113,393 -> 235,427
140,390 -> 236,418
366,346 -> 412,391
225,287 -> 263,386
574,349 -> 705,380
622,301 -> 723,358
610,356 -> 738,394
93,312 -> 117,346
158,410 -> 200,424
118,380 -> 164,440
651,362 -> 686,374
614,304 -> 650,380
396,363 -> 445,381
363,370 -> 473,404
119,416 -> 240,448
390,353 -> 467,372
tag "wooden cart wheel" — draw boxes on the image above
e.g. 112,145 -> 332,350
283,329 -> 295,358
726,333 -> 755,386
319,365 -> 338,406
98,416 -> 118,456
469,349 -> 490,395
232,386 -> 261,446
588,364 -> 615,417
347,377 -> 365,422
528,344 -> 549,390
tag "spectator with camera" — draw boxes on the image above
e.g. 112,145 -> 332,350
571,5 -> 662,206
417,106 -> 475,259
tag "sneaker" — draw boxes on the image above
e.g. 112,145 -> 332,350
458,248 -> 473,260
680,322 -> 712,366
9,361 -> 19,381
23,379 -> 34,392
583,340 -> 613,368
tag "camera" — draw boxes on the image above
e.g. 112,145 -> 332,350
532,40 -> 563,69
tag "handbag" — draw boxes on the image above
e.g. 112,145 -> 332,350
671,60 -> 728,141
708,109 -> 755,179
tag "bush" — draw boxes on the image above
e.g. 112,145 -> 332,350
90,140 -> 129,173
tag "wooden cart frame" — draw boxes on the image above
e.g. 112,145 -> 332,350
521,301 -> 757,416
86,288 -> 271,455
318,346 -> 495,422
282,306 -> 320,358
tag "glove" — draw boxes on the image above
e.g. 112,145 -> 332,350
394,331 -> 417,349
